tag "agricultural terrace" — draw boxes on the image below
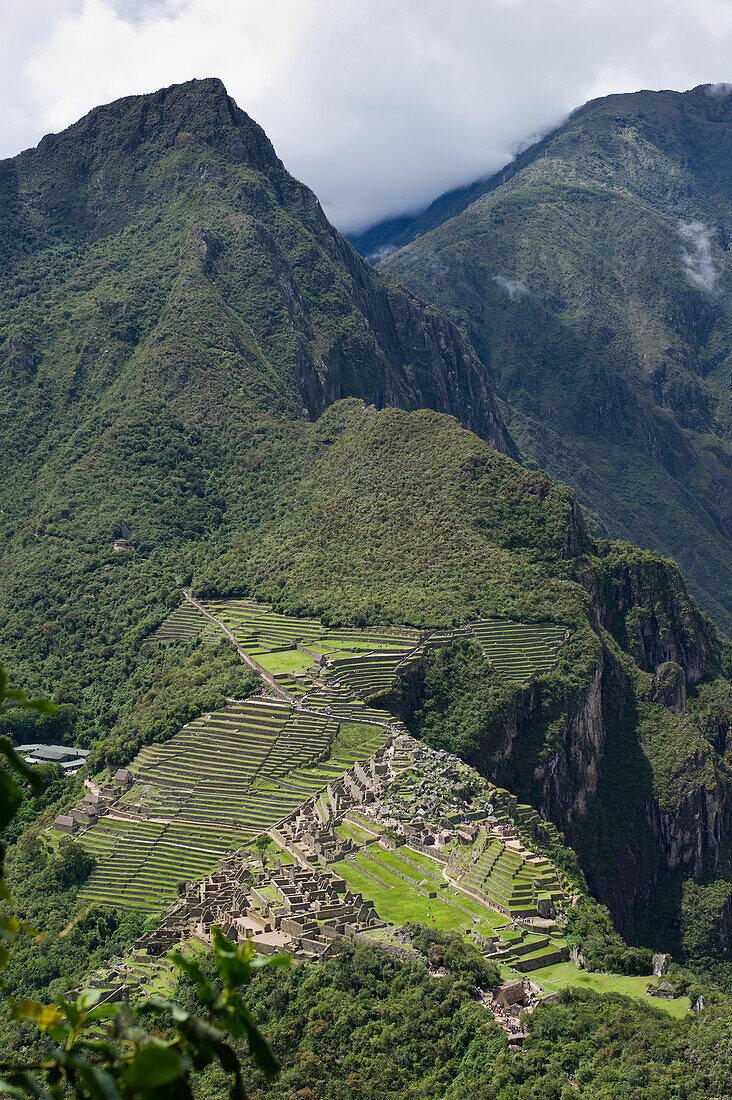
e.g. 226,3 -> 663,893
191,597 -> 568,699
72,701 -> 392,911
453,835 -> 564,919
85,599 -> 568,912
470,620 -> 567,680
329,816 -> 568,974
143,604 -> 214,644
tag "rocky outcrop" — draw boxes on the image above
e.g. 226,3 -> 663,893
459,556 -> 730,934
580,548 -> 718,683
650,662 -> 687,714
3,333 -> 37,375
467,656 -> 606,828
645,781 -> 725,877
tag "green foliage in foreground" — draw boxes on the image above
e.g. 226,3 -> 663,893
0,835 -> 145,1050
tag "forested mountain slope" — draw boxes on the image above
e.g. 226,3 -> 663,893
0,77 -> 513,512
1,79 -> 731,961
359,85 -> 732,634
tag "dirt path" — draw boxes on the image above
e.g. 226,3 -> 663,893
183,590 -> 294,703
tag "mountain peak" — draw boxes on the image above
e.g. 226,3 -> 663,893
28,77 -> 281,175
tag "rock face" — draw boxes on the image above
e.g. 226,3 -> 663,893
652,953 -> 671,976
645,784 -> 724,877
582,549 -> 718,684
463,557 -> 729,936
651,663 -> 687,715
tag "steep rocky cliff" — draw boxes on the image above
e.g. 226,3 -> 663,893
402,539 -> 731,939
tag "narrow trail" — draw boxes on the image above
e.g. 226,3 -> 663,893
183,590 -> 294,703
185,590 -> 402,732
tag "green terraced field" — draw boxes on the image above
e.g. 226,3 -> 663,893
144,604 -> 215,644
74,698 -> 391,911
469,620 -> 567,681
333,848 -> 500,939
202,598 -> 324,652
302,687 -> 396,722
89,598 -> 567,913
458,837 -> 564,917
201,598 -> 566,690
322,649 -> 416,700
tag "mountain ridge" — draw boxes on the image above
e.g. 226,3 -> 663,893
349,83 -> 732,257
1,77 -> 515,456
366,83 -> 732,634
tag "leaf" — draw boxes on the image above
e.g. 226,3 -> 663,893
0,1083 -> 27,1099
55,996 -> 78,1027
34,1004 -> 66,1031
252,951 -> 291,972
76,989 -> 102,1014
212,928 -> 251,990
126,1042 -> 185,1089
135,995 -> 174,1015
0,1076 -> 52,1100
0,737 -> 43,793
241,1017 -> 279,1078
222,998 -> 279,1080
0,771 -> 24,831
170,953 -> 206,986
72,1063 -> 120,1100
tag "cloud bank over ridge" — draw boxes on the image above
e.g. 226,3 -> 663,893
2,0 -> 732,231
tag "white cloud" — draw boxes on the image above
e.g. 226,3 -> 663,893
365,245 -> 397,264
706,82 -> 732,97
493,276 -> 530,301
2,0 -> 732,231
677,220 -> 721,294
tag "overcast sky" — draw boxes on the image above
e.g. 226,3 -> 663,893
2,0 -> 731,232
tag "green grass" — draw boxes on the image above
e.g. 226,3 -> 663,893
335,722 -> 388,753
530,961 -> 689,1018
337,820 -> 379,844
257,649 -> 313,676
332,856 -> 497,938
371,846 -> 440,882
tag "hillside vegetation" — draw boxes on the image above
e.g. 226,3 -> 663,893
365,85 -> 732,635
0,79 -> 731,966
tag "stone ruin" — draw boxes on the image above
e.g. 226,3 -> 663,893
132,847 -> 386,966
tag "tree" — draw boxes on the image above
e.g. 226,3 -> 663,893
254,835 -> 271,869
